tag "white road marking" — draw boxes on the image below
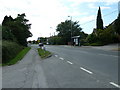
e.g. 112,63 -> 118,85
67,61 -> 73,64
109,82 -> 120,88
55,55 -> 58,57
80,67 -> 93,74
109,55 -> 118,58
59,57 -> 64,60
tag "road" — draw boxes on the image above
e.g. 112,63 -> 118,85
2,44 -> 119,88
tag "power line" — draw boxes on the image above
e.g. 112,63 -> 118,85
81,10 -> 118,25
103,10 -> 118,17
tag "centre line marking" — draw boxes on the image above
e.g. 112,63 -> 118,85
109,82 -> 120,88
110,55 -> 118,58
55,55 -> 58,57
67,61 -> 73,64
59,57 -> 64,60
80,67 -> 93,74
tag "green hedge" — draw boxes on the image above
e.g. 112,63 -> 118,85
2,40 -> 23,63
90,42 -> 104,46
5,47 -> 31,65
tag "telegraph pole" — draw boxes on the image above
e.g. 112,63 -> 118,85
68,16 -> 72,45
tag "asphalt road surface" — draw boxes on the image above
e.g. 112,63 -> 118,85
2,44 -> 119,88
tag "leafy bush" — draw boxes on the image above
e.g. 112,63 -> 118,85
86,25 -> 119,46
2,40 -> 23,63
48,36 -> 64,45
86,34 -> 99,43
90,42 -> 104,46
83,43 -> 90,46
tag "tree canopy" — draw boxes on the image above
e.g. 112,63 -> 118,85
2,13 -> 32,46
114,13 -> 120,35
56,20 -> 82,44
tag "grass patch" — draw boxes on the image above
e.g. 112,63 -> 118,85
83,42 -> 104,46
2,47 -> 31,66
112,48 -> 120,51
37,48 -> 52,59
89,42 -> 104,46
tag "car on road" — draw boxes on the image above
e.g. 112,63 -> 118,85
39,43 -> 44,47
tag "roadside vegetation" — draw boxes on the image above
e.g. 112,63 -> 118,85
37,48 -> 52,59
85,7 -> 119,46
84,7 -> 119,46
46,7 -> 120,46
2,13 -> 32,66
2,45 -> 31,66
2,40 -> 23,64
29,7 -> 119,47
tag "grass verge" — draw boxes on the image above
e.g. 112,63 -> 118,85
2,47 -> 31,66
37,48 -> 52,59
112,48 -> 120,51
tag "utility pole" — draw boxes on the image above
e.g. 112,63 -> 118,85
68,16 -> 72,45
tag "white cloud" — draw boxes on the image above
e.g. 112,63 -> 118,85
80,15 -> 95,24
68,0 -> 119,8
88,3 -> 111,10
0,0 -> 70,38
68,0 -> 119,3
0,0 -> 118,40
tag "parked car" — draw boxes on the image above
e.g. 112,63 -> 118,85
39,43 -> 44,47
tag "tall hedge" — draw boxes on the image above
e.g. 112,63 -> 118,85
2,41 -> 23,63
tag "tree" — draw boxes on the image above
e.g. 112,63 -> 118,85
11,13 -> 32,46
48,36 -> 63,45
28,40 -> 32,43
114,13 -> 120,35
86,33 -> 98,44
32,40 -> 37,44
96,7 -> 104,30
79,31 -> 88,45
2,13 -> 33,46
56,20 -> 82,44
37,37 -> 47,44
0,24 -> 2,40
2,16 -> 16,41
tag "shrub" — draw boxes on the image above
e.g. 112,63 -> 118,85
2,40 -> 23,63
86,34 -> 99,43
48,36 -> 64,45
83,43 -> 90,46
90,42 -> 104,46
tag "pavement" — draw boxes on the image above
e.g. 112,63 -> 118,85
65,43 -> 119,51
2,44 -> 119,88
2,45 -> 48,88
84,43 -> 119,51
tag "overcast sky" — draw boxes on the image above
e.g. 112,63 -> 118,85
0,0 -> 119,40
